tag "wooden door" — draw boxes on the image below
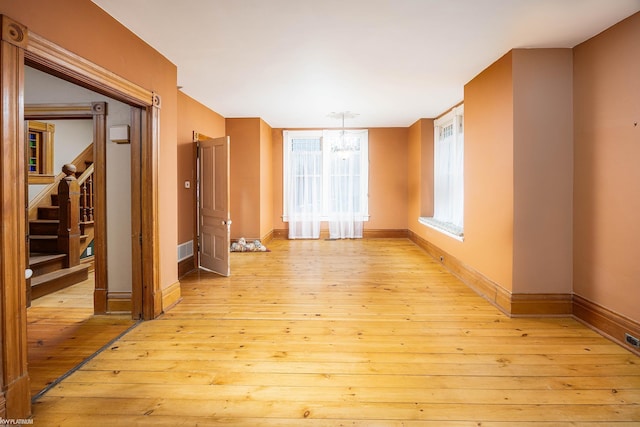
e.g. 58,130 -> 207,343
198,136 -> 231,276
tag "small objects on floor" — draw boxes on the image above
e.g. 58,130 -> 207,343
230,237 -> 268,252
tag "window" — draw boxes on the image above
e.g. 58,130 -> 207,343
26,120 -> 55,184
283,129 -> 369,239
420,105 -> 464,240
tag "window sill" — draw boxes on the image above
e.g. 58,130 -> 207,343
419,217 -> 464,242
282,215 -> 370,222
28,174 -> 55,185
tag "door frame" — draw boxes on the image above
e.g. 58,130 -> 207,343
24,103 -> 108,313
0,15 -> 162,417
192,131 -> 211,271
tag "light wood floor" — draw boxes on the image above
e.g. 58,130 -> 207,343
27,272 -> 136,398
32,239 -> 640,426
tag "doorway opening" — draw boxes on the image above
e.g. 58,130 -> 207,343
23,66 -> 139,399
0,15 -> 161,417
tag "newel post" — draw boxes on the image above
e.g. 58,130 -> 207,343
58,164 -> 80,268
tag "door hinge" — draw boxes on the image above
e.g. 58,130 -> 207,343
196,142 -> 200,158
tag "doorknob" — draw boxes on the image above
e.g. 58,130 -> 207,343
25,268 -> 33,279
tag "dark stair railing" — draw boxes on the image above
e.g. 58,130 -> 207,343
78,163 -> 95,225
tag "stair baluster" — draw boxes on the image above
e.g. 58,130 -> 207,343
79,167 -> 94,223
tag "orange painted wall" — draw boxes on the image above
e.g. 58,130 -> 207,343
407,121 -> 423,226
419,120 -> 435,217
573,12 -> 640,321
512,49 -> 573,294
407,119 -> 434,225
368,128 -> 409,230
407,119 -> 434,226
259,119 -> 274,240
272,129 -> 285,231
176,91 -> 226,246
271,128 -> 409,232
227,118 -> 261,240
3,0 -> 179,290
409,52 -> 515,291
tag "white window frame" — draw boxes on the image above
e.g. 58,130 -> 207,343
420,104 -> 464,241
283,129 -> 369,222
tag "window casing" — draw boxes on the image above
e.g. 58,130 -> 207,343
283,129 -> 369,222
420,105 -> 464,240
26,120 -> 55,184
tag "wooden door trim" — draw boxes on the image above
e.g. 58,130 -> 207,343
0,15 -> 30,419
142,94 -> 162,319
21,21 -> 160,320
91,102 -> 108,314
24,32 -> 151,106
130,108 -> 143,319
0,13 -> 162,417
23,102 -> 110,314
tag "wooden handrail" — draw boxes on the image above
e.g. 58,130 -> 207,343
77,163 -> 94,185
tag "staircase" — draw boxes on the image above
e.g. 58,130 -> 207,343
28,151 -> 95,301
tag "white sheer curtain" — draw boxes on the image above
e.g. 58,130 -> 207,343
433,108 -> 464,228
325,130 -> 366,239
287,136 -> 322,239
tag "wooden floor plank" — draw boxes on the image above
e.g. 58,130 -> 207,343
27,273 -> 136,397
31,238 -> 640,425
63,369 -> 640,390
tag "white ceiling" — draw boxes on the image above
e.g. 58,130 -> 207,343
91,0 -> 640,128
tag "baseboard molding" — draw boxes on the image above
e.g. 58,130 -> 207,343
408,230 -> 513,315
261,230 -> 274,245
162,281 -> 182,312
271,228 -> 408,240
363,229 -> 409,238
4,374 -> 29,419
107,291 -> 131,313
273,229 -> 288,239
407,230 -> 573,317
510,293 -> 573,316
178,255 -> 196,278
408,230 -> 640,354
573,294 -> 640,356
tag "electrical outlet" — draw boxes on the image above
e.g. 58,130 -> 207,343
625,333 -> 640,348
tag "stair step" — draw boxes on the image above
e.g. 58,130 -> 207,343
29,219 -> 58,235
37,206 -> 59,220
29,253 -> 66,276
31,264 -> 89,300
80,221 -> 94,235
29,235 -> 58,253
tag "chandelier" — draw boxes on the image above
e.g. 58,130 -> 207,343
327,111 -> 360,152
